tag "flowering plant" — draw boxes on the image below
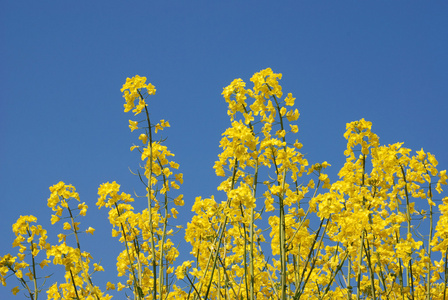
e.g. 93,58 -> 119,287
1,69 -> 447,299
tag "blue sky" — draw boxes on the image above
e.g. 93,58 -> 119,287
1,1 -> 447,298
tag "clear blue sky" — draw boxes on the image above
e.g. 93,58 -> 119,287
1,1 -> 447,298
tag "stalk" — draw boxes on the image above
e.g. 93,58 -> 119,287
193,158 -> 239,300
114,202 -> 142,300
360,153 -> 376,299
217,255 -> 239,299
203,161 -> 238,299
293,216 -> 329,299
270,150 -> 288,299
243,101 -> 259,300
347,258 -> 352,299
363,237 -> 376,299
279,169 -> 287,300
400,164 -> 415,299
355,154 -> 367,300
249,161 -> 259,300
356,230 -> 365,300
424,167 -> 434,300
322,249 -> 349,297
371,239 -> 389,299
239,204 -> 249,300
244,233 -> 249,299
443,249 -> 448,300
67,206 -> 99,300
26,226 -> 38,300
142,92 -> 158,299
68,267 -> 80,299
158,160 -> 170,298
255,239 -> 280,298
240,101 -> 259,300
270,84 -> 289,300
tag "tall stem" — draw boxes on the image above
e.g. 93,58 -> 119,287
249,161 -> 259,300
425,167 -> 434,300
142,92 -> 157,299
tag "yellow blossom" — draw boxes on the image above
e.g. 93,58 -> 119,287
139,133 -> 147,144
106,282 -> 115,290
128,120 -> 138,131
12,286 -> 20,295
93,263 -> 104,272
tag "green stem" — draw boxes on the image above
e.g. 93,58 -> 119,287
67,206 -> 99,300
279,169 -> 287,300
356,231 -> 365,300
114,202 -> 142,300
424,167 -> 433,300
293,217 -> 327,299
141,92 -> 158,299
205,159 -> 238,299
158,160 -> 169,298
242,100 -> 259,300
347,257 -> 352,299
249,161 -> 259,300
400,164 -> 415,299
363,237 -> 376,299
443,249 -> 448,300
271,88 -> 289,300
193,158 -> 239,300
322,249 -> 349,297
26,227 -> 38,300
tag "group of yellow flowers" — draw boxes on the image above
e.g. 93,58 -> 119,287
1,68 -> 448,299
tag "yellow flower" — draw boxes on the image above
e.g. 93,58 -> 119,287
117,282 -> 125,291
47,283 -> 61,299
286,108 -> 300,121
121,75 -> 155,115
12,286 -> 20,295
171,208 -> 178,219
57,233 -> 66,242
106,282 -> 115,290
134,98 -> 147,115
139,133 -> 147,144
290,124 -> 298,133
128,120 -> 138,132
86,227 -> 95,235
39,259 -> 50,269
25,271 -> 33,281
160,119 -> 170,127
280,107 -> 287,116
284,93 -> 295,106
174,195 -> 184,206
93,263 -> 104,272
77,202 -> 88,216
276,129 -> 286,138
50,214 -> 60,224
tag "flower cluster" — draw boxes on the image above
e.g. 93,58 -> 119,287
1,182 -> 110,299
98,76 -> 185,299
121,75 -> 156,115
1,70 -> 447,299
0,215 -> 49,296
